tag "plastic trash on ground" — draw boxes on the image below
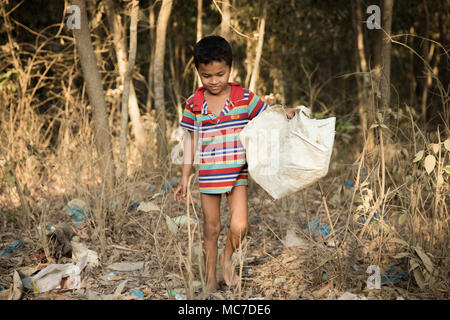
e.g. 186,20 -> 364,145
66,199 -> 91,227
303,219 -> 330,237
100,272 -> 121,281
283,229 -> 308,248
170,289 -> 187,300
239,105 -> 335,199
337,292 -> 368,300
172,215 -> 197,226
166,215 -> 179,236
131,289 -> 145,299
165,215 -> 197,236
22,252 -> 88,293
106,261 -> 147,272
71,237 -> 99,267
381,266 -> 409,285
0,240 -> 24,258
137,201 -> 160,212
345,180 -> 355,188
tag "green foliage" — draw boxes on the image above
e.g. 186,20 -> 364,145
335,119 -> 354,134
0,69 -> 20,93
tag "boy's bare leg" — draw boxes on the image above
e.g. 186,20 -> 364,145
221,185 -> 248,287
201,192 -> 222,294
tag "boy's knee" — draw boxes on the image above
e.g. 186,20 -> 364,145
204,221 -> 221,239
230,220 -> 247,237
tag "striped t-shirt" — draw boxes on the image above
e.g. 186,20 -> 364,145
179,82 -> 268,194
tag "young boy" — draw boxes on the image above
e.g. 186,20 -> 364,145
173,36 -> 295,294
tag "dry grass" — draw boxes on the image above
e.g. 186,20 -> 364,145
0,10 -> 448,300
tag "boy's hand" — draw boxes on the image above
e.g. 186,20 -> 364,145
174,175 -> 189,202
285,107 -> 297,119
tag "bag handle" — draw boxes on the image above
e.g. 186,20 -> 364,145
270,104 -> 312,119
295,105 -> 311,118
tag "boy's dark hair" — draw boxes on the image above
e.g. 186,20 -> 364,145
194,36 -> 232,69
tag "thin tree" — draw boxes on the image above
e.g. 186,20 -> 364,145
194,0 -> 203,90
118,0 -> 139,181
153,0 -> 173,167
197,0 -> 203,44
104,0 -> 148,161
352,0 -> 374,149
420,0 -> 432,123
220,0 -> 231,41
249,2 -> 268,93
379,0 -> 394,111
70,0 -> 116,259
147,1 -> 156,112
71,0 -> 116,192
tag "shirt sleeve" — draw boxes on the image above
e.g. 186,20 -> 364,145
179,97 -> 198,132
248,91 -> 269,121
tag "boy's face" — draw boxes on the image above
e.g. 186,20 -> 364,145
197,60 -> 231,96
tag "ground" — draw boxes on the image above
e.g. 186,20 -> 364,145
0,175 -> 446,300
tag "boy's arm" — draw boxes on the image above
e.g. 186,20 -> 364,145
174,130 -> 195,202
181,130 -> 195,178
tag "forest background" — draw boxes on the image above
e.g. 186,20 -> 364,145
0,0 -> 448,300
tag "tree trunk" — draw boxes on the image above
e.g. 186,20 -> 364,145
71,0 -> 116,259
420,0 -> 431,123
244,39 -> 253,88
147,1 -> 156,112
154,0 -> 173,168
196,0 -> 203,43
104,0 -> 148,159
379,0 -> 394,110
408,26 -> 417,107
194,0 -> 203,89
118,0 -> 139,181
71,0 -> 115,192
168,35 -> 183,123
352,0 -> 374,149
249,2 -> 267,93
220,0 -> 231,41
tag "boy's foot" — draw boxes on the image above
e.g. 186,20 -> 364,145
205,279 -> 218,294
219,251 -> 239,287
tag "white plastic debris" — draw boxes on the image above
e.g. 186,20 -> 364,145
283,229 -> 308,248
100,272 -> 121,281
137,201 -> 160,212
165,215 -> 198,236
30,252 -> 88,293
337,292 -> 368,300
326,239 -> 338,247
172,215 -> 197,226
166,215 -> 179,236
107,261 -> 146,272
71,238 -> 99,267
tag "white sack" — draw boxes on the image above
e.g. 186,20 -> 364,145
239,105 -> 335,199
